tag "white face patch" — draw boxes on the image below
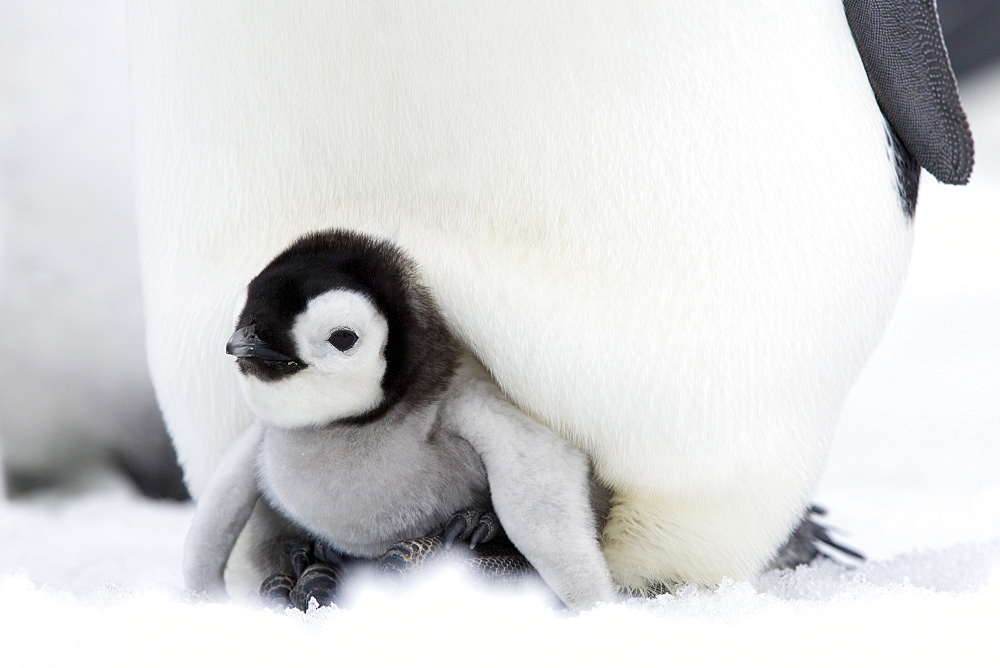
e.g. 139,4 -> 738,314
239,289 -> 389,428
291,290 -> 388,372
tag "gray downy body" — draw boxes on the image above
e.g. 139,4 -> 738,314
256,391 -> 489,559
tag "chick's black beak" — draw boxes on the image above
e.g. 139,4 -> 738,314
226,325 -> 297,364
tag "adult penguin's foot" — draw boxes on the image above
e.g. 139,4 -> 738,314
375,536 -> 444,575
376,530 -> 535,584
442,508 -> 502,549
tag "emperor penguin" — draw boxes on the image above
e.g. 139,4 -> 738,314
130,1 -> 973,593
183,229 -> 616,611
0,0 -> 183,499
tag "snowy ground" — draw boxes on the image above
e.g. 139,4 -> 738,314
0,487 -> 997,668
3,18 -> 999,668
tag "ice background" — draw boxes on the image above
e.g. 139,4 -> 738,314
1,2 -> 997,666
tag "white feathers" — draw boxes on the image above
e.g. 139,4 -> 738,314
133,1 -> 913,589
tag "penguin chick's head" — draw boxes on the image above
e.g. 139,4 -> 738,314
228,230 -> 457,429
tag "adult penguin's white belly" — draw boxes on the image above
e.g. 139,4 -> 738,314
132,2 -> 911,590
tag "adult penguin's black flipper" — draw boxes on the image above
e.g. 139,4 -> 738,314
845,0 -> 974,185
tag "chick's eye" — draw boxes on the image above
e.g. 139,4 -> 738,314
328,328 -> 359,352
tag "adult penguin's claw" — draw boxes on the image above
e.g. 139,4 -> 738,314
442,508 -> 502,549
468,512 -> 500,549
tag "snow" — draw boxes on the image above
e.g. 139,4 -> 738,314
2,5 -> 999,667
1,490 -> 998,666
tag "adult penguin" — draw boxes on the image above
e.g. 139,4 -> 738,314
130,1 -> 973,593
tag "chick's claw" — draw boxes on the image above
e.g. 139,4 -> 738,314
259,573 -> 295,609
289,562 -> 342,611
289,541 -> 312,578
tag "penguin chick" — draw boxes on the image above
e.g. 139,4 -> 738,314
183,229 -> 618,611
